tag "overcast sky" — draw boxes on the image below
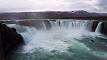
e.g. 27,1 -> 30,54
0,0 -> 107,13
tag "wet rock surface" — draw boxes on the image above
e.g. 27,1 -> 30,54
92,21 -> 99,32
91,21 -> 107,35
0,23 -> 24,60
101,22 -> 107,35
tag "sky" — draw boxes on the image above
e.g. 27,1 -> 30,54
0,0 -> 107,13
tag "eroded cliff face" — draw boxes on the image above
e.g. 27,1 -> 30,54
101,22 -> 107,35
0,23 -> 24,60
91,21 -> 107,36
91,21 -> 99,32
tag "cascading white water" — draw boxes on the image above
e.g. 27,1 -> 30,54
19,20 -> 95,53
42,21 -> 47,30
49,20 -> 92,31
6,20 -> 107,60
95,22 -> 102,33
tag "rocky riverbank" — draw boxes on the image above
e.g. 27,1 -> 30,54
0,23 -> 24,60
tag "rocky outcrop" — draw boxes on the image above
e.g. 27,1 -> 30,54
0,23 -> 24,60
92,21 -> 99,32
91,21 -> 107,35
101,22 -> 107,35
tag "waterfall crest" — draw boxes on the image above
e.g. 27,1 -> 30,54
49,20 -> 92,31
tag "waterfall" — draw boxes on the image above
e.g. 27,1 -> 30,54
14,20 -> 93,53
95,22 -> 102,33
5,20 -> 107,60
49,20 -> 92,31
6,20 -> 95,53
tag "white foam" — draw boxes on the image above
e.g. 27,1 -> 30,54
21,27 -> 91,53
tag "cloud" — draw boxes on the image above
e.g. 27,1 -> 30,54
0,0 -> 106,13
97,0 -> 107,12
83,0 -> 107,12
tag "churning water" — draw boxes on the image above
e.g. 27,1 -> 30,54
5,20 -> 107,60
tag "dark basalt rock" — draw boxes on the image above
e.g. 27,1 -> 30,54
0,23 -> 24,60
101,22 -> 107,35
92,21 -> 107,35
92,21 -> 99,32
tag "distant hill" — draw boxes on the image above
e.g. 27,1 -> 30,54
0,10 -> 107,20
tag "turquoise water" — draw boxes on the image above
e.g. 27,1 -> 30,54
7,34 -> 107,60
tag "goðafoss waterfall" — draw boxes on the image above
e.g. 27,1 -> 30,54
6,20 -> 107,60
